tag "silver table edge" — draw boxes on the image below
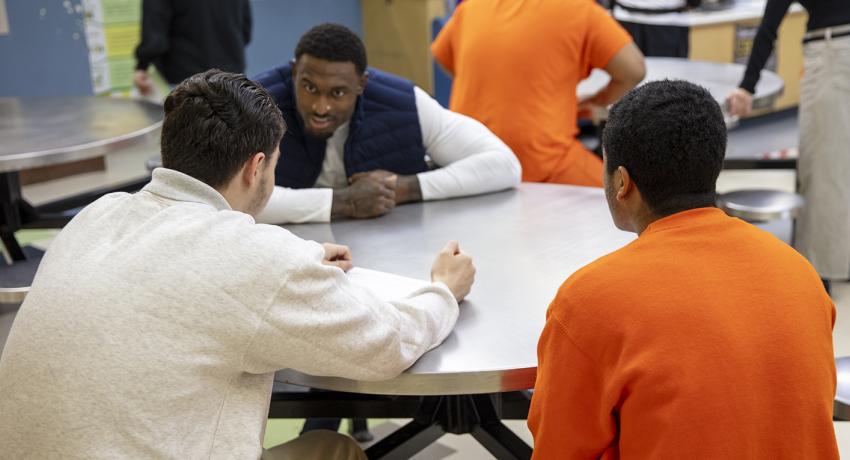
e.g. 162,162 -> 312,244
0,120 -> 163,173
276,366 -> 537,396
0,287 -> 29,305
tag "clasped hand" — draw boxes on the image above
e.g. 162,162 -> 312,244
332,169 -> 422,219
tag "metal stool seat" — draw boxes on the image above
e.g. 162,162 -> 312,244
836,356 -> 850,421
145,155 -> 162,172
716,189 -> 805,223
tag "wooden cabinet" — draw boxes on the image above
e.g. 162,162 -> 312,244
689,10 -> 807,111
361,0 -> 446,93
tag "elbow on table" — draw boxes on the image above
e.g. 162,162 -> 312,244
354,355 -> 417,382
362,366 -> 409,383
502,149 -> 522,188
341,336 -> 426,382
510,155 -> 523,187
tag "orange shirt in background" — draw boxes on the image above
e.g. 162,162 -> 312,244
530,208 -> 838,459
431,0 -> 632,186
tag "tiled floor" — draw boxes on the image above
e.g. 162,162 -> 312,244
3,131 -> 849,458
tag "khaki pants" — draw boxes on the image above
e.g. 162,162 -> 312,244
262,430 -> 366,460
795,34 -> 850,279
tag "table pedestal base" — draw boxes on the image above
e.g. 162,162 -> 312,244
364,393 -> 532,460
0,171 -> 149,261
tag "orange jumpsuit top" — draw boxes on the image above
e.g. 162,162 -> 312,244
431,0 -> 632,186
530,207 -> 838,459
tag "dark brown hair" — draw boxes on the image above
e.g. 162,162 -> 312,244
161,69 -> 286,188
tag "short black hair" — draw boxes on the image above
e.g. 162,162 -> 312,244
161,70 -> 285,189
602,80 -> 726,216
295,23 -> 367,74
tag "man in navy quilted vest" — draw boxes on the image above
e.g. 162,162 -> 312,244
252,23 -> 521,223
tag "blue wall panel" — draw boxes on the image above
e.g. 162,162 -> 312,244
248,0 -> 363,78
0,0 -> 363,96
0,0 -> 93,97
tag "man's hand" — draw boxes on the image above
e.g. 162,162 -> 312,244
332,174 -> 397,219
350,170 -> 422,204
577,93 -> 609,124
578,93 -> 605,112
430,240 -> 475,302
321,243 -> 353,272
725,88 -> 754,118
349,169 -> 397,186
133,70 -> 155,97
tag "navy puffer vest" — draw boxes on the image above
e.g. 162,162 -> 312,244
253,64 -> 428,188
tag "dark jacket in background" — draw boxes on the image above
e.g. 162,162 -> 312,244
740,0 -> 850,93
135,0 -> 252,84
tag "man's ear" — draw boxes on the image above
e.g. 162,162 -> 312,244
242,152 -> 266,187
616,166 -> 634,201
290,58 -> 297,79
358,71 -> 369,95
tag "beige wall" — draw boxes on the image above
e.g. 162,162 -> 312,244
0,0 -> 9,36
361,0 -> 446,93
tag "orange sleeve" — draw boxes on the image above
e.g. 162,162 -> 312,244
583,3 -> 633,72
528,310 -> 618,460
431,6 -> 461,75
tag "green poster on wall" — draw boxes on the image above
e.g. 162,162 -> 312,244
83,0 -> 142,95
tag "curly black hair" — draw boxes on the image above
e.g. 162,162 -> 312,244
295,23 -> 367,75
602,79 -> 727,217
161,70 -> 286,188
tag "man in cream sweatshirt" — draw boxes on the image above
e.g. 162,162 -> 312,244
0,70 -> 475,459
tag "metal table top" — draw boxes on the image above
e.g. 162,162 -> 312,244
276,183 -> 635,395
0,97 -> 163,173
577,57 -> 784,116
723,109 -> 798,168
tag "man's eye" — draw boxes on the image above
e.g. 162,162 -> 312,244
304,84 -> 317,93
332,89 -> 345,98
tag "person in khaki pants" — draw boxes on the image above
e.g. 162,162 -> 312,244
727,0 -> 850,293
0,70 -> 475,459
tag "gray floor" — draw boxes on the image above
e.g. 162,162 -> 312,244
2,113 -> 849,457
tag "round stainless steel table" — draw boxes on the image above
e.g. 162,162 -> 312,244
274,184 -> 634,459
278,184 -> 634,395
0,96 -> 163,172
577,57 -> 785,116
0,97 -> 162,261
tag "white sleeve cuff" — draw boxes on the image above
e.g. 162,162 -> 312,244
255,186 -> 333,224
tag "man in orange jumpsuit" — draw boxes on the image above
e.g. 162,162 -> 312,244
529,80 -> 838,459
432,0 -> 645,186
